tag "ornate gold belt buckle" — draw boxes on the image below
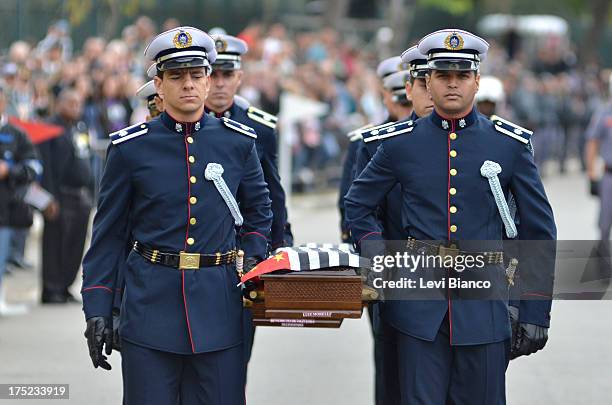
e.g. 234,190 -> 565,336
179,252 -> 200,270
438,245 -> 459,259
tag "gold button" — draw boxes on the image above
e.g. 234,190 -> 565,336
190,217 -> 197,225
450,168 -> 457,176
450,225 -> 457,233
190,176 -> 197,184
188,155 -> 195,163
449,187 -> 457,195
450,206 -> 457,214
187,137 -> 194,144
187,237 -> 195,245
449,150 -> 457,158
190,196 -> 197,204
449,132 -> 457,140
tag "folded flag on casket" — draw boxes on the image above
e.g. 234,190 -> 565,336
240,243 -> 369,284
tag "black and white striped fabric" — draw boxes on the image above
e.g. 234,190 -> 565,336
274,243 -> 369,271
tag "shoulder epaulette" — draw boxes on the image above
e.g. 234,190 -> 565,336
363,120 -> 414,143
234,95 -> 251,110
221,117 -> 257,139
490,115 -> 532,145
109,122 -> 148,145
247,106 -> 277,129
347,123 -> 373,142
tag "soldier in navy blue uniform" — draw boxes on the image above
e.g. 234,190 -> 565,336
136,78 -> 163,120
345,29 -> 556,404
338,56 -> 413,244
108,78 -> 165,352
201,32 -> 292,384
205,33 -> 292,250
81,27 -> 272,405
351,46 -> 434,405
349,55 -> 413,405
354,47 -> 434,242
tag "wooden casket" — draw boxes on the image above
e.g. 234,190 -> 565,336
241,246 -> 376,328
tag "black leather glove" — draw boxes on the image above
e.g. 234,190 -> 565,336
84,317 -> 113,370
590,179 -> 600,197
244,257 -> 260,274
111,308 -> 121,352
510,322 -> 549,360
243,257 -> 262,301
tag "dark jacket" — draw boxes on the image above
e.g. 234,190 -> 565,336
0,116 -> 40,227
36,115 -> 94,199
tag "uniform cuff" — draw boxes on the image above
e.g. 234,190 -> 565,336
518,297 -> 552,327
240,232 -> 268,259
82,286 -> 114,320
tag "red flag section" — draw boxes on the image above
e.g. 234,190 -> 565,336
8,117 -> 64,144
240,251 -> 291,284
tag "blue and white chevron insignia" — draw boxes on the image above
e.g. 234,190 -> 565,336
347,123 -> 373,142
363,120 -> 414,143
247,106 -> 277,129
221,117 -> 257,139
491,115 -> 532,145
109,122 -> 148,145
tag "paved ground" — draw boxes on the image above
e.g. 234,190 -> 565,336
1,167 -> 611,404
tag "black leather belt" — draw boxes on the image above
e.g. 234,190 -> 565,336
406,238 -> 504,265
133,241 -> 236,270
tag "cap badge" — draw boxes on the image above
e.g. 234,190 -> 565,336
444,32 -> 464,51
215,38 -> 228,53
398,61 -> 410,71
173,31 -> 193,49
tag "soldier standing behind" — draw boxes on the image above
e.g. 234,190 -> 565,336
338,56 -> 411,244
351,45 -> 434,405
38,88 -> 93,304
81,26 -> 272,404
205,32 -> 292,250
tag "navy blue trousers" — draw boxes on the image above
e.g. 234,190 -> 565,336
370,303 -> 401,405
121,339 -> 244,405
179,309 -> 254,404
394,316 -> 509,405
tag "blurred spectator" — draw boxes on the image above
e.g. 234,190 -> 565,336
162,18 -> 181,31
37,89 -> 93,304
584,76 -> 612,278
0,17 -> 608,194
36,20 -> 73,62
0,84 -> 38,315
98,75 -> 133,134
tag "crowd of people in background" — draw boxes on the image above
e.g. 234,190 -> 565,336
0,16 -> 610,313
2,18 -> 610,186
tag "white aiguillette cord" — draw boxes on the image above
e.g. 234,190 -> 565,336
480,160 -> 517,239
204,163 -> 243,226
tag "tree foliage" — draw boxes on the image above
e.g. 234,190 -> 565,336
64,0 -> 155,26
417,0 -> 474,16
